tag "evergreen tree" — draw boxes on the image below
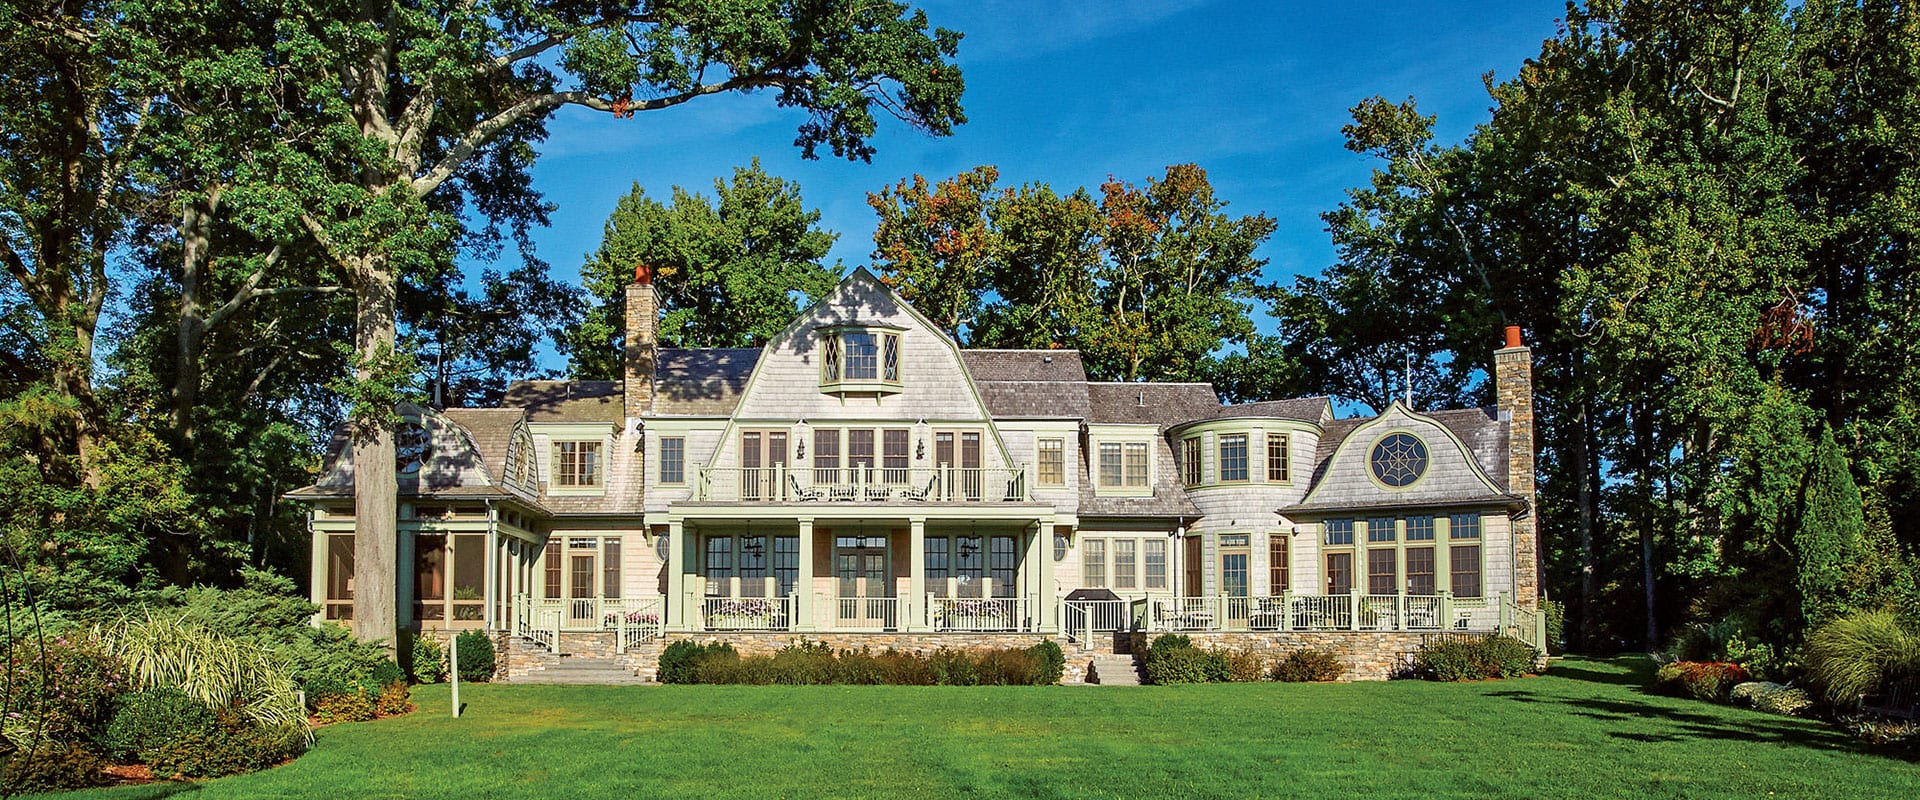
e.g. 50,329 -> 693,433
1795,425 -> 1868,627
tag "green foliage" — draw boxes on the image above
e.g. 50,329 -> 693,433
148,710 -> 302,779
661,640 -> 1062,686
1414,636 -> 1540,682
99,688 -> 218,763
96,611 -> 309,741
0,635 -> 127,749
1796,425 -> 1872,626
1270,649 -> 1346,682
1653,662 -> 1753,703
1730,682 -> 1813,716
375,681 -> 414,717
564,161 -> 842,377
454,631 -> 495,682
1141,637 -> 1231,685
1543,600 -> 1566,656
868,164 -> 1276,381
0,743 -> 110,794
1668,616 -> 1786,680
1802,610 -> 1920,703
312,689 -> 377,724
411,635 -> 447,683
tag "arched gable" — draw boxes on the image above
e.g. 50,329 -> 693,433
1296,403 -> 1508,511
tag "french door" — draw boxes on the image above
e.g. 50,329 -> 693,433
740,430 -> 788,500
933,430 -> 983,500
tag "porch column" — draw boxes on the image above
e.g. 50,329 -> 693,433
906,518 -> 927,631
1022,522 -> 1044,631
484,521 -> 498,630
796,518 -> 815,631
307,516 -> 326,624
666,520 -> 686,629
397,530 -> 416,631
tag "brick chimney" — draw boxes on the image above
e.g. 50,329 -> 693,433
1494,325 -> 1539,610
624,264 -> 657,418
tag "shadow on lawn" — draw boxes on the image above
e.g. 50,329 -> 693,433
1487,657 -> 1867,754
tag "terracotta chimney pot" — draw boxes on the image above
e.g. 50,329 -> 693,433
1504,325 -> 1523,349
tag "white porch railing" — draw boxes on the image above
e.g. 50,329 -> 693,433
1140,592 -> 1538,645
929,597 -> 1029,632
514,595 -> 664,653
694,465 -> 1032,503
700,595 -> 794,631
833,595 -> 904,631
1061,599 -> 1135,643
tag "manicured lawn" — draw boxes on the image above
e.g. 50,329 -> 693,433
43,657 -> 1920,799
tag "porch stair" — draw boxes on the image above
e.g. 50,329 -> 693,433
507,656 -> 647,686
1085,652 -> 1143,686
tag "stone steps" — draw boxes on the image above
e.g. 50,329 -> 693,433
1086,653 -> 1143,686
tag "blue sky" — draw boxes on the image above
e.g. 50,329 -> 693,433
514,0 -> 1565,298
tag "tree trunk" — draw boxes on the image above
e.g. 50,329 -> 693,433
1576,392 -> 1598,650
1633,396 -> 1658,650
351,258 -> 400,647
174,197 -> 214,445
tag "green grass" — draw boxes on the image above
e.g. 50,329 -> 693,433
41,657 -> 1920,799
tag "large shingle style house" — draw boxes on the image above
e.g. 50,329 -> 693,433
291,268 -> 1544,680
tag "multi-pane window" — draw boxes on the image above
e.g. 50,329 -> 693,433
1113,539 -> 1137,589
660,437 -> 685,484
1406,546 -> 1436,595
774,537 -> 799,596
704,537 -> 734,594
1180,437 -> 1203,486
603,538 -> 622,599
543,540 -> 562,599
1325,552 -> 1353,594
1324,519 -> 1355,546
738,536 -> 769,596
844,331 -> 879,379
1219,434 -> 1249,482
1449,513 -> 1482,540
814,429 -> 841,484
990,536 -> 1017,597
883,429 -> 910,483
1038,438 -> 1066,486
325,535 -> 355,620
1367,517 -> 1396,543
554,441 -> 602,486
1406,515 -> 1435,541
1267,433 -> 1290,482
848,429 -> 876,474
1269,534 -> 1289,594
1083,539 -> 1107,587
1367,549 -> 1397,595
926,537 -> 950,592
1144,539 -> 1168,589
1451,545 -> 1482,597
1098,443 -> 1124,487
820,329 -> 902,387
1124,442 -> 1149,487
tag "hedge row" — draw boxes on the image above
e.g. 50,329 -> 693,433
658,639 -> 1065,685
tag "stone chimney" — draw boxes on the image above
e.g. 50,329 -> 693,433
624,264 -> 657,419
1494,325 -> 1539,610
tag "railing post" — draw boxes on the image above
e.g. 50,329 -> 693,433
1280,590 -> 1293,632
1498,591 -> 1511,633
1395,588 -> 1406,631
1349,588 -> 1364,631
1439,590 -> 1454,631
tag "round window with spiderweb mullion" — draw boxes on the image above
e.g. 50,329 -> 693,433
1369,432 -> 1428,488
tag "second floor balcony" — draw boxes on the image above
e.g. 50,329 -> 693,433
690,465 -> 1034,504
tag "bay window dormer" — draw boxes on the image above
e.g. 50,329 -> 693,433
818,325 -> 903,394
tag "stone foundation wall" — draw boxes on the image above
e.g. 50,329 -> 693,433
1118,631 -> 1442,681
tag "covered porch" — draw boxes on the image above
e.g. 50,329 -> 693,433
659,507 -> 1063,635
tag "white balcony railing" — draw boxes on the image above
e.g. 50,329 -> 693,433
701,595 -> 793,631
693,465 -> 1032,503
834,595 -> 904,631
929,597 -> 1029,632
1140,592 -> 1541,648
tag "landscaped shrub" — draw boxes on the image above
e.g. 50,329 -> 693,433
312,688 -> 377,723
376,681 -> 415,716
148,710 -> 302,779
1413,635 -> 1540,681
0,635 -> 127,749
1028,640 -> 1066,685
660,640 -> 1063,685
1801,609 -> 1920,703
454,631 -> 495,682
97,612 -> 310,738
1753,685 -> 1813,716
1654,661 -> 1752,702
1144,643 -> 1229,685
1271,649 -> 1345,682
1543,599 -> 1566,656
98,688 -> 217,762
0,743 -> 110,794
411,634 -> 447,683
1669,616 -> 1784,680
1148,633 -> 1193,653
1222,649 -> 1267,682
